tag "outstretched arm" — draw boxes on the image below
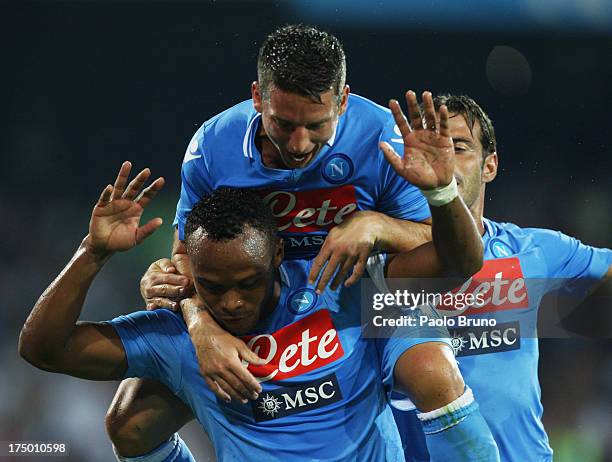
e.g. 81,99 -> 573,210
19,162 -> 164,380
19,240 -> 126,379
380,91 -> 483,279
310,91 -> 483,291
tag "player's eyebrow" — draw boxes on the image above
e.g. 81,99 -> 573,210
197,271 -> 262,286
272,115 -> 331,127
452,137 -> 476,146
197,276 -> 221,287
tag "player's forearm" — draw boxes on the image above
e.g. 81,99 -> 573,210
172,227 -> 211,333
430,196 -> 483,277
374,214 -> 432,253
170,230 -> 223,332
171,229 -> 192,277
181,293 -> 224,338
19,238 -> 107,369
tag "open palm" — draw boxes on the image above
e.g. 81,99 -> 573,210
380,91 -> 454,190
88,162 -> 165,256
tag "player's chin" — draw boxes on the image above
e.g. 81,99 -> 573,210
282,149 -> 318,169
218,314 -> 258,336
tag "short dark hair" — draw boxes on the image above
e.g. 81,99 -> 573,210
185,188 -> 278,253
257,24 -> 346,103
432,94 -> 497,157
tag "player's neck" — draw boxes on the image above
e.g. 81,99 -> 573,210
471,188 -> 486,236
255,126 -> 288,170
260,271 -> 283,319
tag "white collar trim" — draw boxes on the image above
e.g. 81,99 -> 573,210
279,264 -> 290,287
242,113 -> 261,159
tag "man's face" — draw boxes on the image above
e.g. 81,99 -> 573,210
187,226 -> 283,335
448,113 -> 489,209
253,83 -> 348,169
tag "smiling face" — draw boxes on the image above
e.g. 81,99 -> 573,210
252,83 -> 349,170
447,112 -> 498,214
187,226 -> 284,335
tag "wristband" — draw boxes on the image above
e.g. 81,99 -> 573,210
420,177 -> 459,207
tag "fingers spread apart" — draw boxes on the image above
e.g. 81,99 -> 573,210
389,90 -> 446,135
111,161 -> 132,200
405,91 -> 423,131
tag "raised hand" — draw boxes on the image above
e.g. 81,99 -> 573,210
380,91 -> 454,190
86,161 -> 165,258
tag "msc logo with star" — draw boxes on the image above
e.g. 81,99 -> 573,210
450,332 -> 469,355
259,394 -> 282,418
450,322 -> 521,357
251,374 -> 343,422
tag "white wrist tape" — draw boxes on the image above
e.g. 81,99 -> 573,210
420,177 -> 459,207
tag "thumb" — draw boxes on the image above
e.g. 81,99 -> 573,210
159,258 -> 176,273
136,218 -> 163,243
379,141 -> 403,173
240,346 -> 266,365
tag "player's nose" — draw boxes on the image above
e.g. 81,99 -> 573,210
220,291 -> 245,315
286,127 -> 313,154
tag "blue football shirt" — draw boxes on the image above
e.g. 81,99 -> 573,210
107,258 -> 447,462
392,218 -> 612,462
174,94 -> 430,259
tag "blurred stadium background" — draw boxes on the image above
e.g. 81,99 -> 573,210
1,1 -> 610,460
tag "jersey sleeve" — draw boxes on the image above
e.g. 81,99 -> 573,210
376,119 -> 431,222
104,309 -> 189,394
174,127 -> 214,240
533,228 -> 612,297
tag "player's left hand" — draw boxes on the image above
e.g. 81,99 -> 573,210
308,211 -> 384,293
380,91 -> 455,190
85,161 -> 165,258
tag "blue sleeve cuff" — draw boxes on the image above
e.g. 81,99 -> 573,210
104,317 -> 149,380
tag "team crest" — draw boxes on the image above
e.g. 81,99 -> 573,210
490,239 -> 513,258
287,289 -> 318,314
322,154 -> 354,184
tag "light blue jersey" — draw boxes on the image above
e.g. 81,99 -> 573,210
108,258 -> 445,462
393,218 -> 612,462
174,94 -> 430,259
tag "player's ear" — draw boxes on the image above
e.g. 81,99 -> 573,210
338,85 -> 350,116
273,238 -> 284,268
482,152 -> 498,184
252,81 -> 263,113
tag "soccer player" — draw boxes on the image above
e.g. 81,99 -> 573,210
106,24 -> 469,458
19,159 -> 499,460
391,94 -> 612,462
